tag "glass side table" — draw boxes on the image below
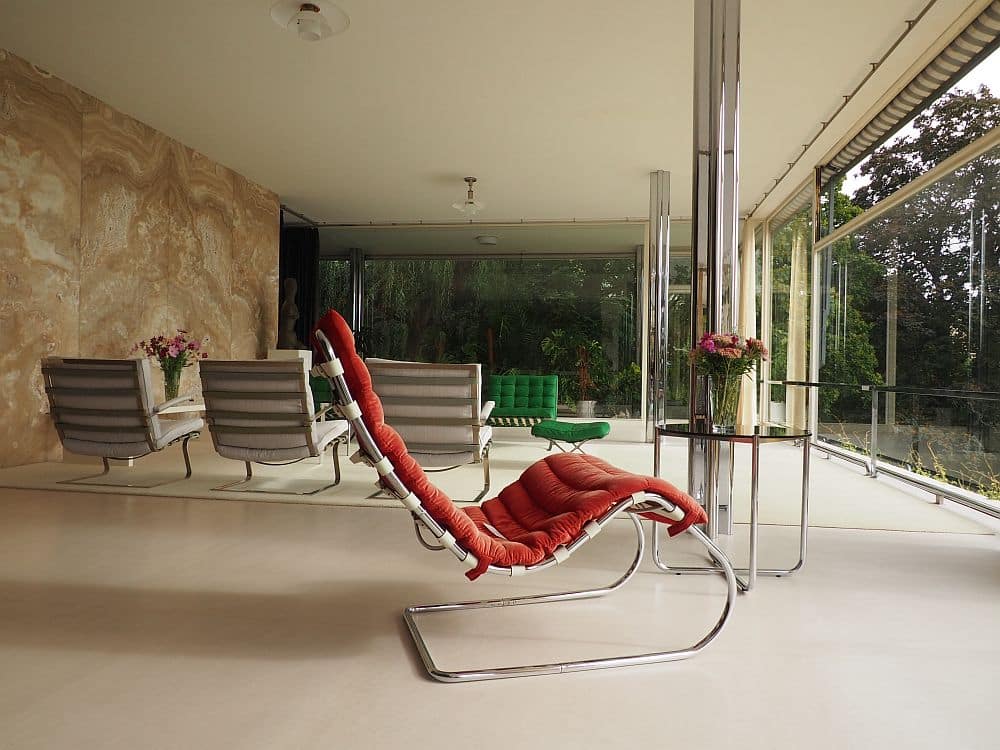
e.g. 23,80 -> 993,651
653,423 -> 811,592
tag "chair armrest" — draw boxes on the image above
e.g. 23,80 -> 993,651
480,400 -> 496,423
312,404 -> 335,421
153,394 -> 197,414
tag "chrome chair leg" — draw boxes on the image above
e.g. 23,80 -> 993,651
212,438 -> 346,495
60,432 -> 200,489
473,445 -> 491,502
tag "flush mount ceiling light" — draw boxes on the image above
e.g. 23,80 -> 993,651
452,176 -> 485,216
270,1 -> 350,42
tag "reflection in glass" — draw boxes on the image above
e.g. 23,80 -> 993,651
815,144 -> 1000,498
770,207 -> 812,429
359,257 -> 640,417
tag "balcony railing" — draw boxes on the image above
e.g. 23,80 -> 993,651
775,381 -> 1000,520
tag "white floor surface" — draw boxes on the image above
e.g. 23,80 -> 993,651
1,422 -> 999,749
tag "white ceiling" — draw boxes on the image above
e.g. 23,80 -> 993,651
317,221 -> 669,257
0,0 -> 976,223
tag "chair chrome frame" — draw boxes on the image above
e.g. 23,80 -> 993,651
43,359 -> 203,488
542,437 -> 598,454
314,330 -> 737,682
59,432 -> 199,489
200,360 -> 350,496
211,433 -> 348,495
367,359 -> 493,502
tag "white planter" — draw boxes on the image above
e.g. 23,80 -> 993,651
576,400 -> 596,419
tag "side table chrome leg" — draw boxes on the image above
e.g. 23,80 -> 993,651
748,435 -> 759,591
652,434 -> 812,592
653,431 -> 661,477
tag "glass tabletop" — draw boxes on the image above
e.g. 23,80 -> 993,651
656,422 -> 810,441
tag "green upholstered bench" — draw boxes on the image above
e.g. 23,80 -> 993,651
530,419 -> 611,453
486,374 -> 558,427
310,374 -> 333,407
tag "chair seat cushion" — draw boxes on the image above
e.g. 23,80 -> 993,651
313,419 -> 349,451
490,406 -> 557,418
154,417 -> 204,450
314,310 -> 705,580
463,452 -> 705,571
530,420 -> 611,443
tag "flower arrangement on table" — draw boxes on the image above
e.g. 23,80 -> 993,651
131,330 -> 209,401
689,333 -> 768,432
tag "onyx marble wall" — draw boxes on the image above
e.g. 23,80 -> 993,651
0,49 -> 279,467
0,51 -> 86,467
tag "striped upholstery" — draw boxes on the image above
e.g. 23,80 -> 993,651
41,357 -> 203,459
366,358 -> 492,468
199,359 -> 348,463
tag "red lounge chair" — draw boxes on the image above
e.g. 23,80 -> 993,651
312,311 -> 736,682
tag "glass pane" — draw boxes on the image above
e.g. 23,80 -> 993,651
769,207 -> 812,429
826,50 -> 1000,234
363,257 -> 641,417
877,393 -> 1000,504
318,258 -> 351,322
665,254 -> 691,419
816,143 -> 1000,497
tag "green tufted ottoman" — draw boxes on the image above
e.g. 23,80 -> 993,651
530,419 -> 611,453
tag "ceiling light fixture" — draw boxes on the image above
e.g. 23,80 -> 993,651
270,1 -> 350,42
452,176 -> 485,216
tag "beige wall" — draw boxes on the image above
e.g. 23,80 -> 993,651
0,50 -> 279,468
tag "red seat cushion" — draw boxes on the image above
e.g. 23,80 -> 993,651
313,310 -> 705,580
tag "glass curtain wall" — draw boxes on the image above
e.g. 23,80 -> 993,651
318,258 -> 351,323
359,256 -> 641,417
822,48 -> 1000,236
815,144 -> 1000,497
768,206 -> 812,429
664,254 -> 692,419
754,41 -> 1000,501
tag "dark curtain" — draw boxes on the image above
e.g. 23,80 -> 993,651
279,225 -> 320,347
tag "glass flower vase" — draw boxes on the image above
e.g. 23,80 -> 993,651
709,374 -> 740,433
161,361 -> 183,401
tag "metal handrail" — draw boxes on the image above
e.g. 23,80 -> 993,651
773,380 -> 999,519
774,380 -> 1000,401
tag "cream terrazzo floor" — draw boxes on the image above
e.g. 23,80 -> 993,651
0,485 -> 998,750
0,419 -> 991,534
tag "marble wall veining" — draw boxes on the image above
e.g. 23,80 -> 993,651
0,49 -> 279,467
232,174 -> 280,361
0,51 -> 86,467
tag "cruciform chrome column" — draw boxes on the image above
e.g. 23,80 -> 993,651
689,0 -> 741,539
646,170 -> 671,442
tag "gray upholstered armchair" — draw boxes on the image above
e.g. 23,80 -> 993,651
366,358 -> 494,501
41,357 -> 204,487
199,359 -> 349,494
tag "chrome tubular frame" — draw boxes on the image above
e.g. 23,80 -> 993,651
312,329 -> 738,682
404,516 -> 737,683
59,433 -> 199,489
652,430 -> 810,592
211,434 -> 347,495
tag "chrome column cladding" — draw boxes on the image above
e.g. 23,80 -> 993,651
349,247 -> 364,335
646,170 -> 671,442
689,0 -> 740,538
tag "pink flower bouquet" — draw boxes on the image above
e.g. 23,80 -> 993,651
131,330 -> 209,400
689,333 -> 768,431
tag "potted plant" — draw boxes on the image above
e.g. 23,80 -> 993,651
541,330 -> 609,419
612,362 -> 642,417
